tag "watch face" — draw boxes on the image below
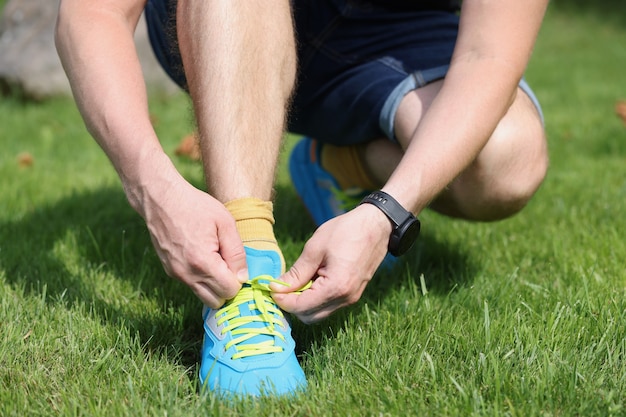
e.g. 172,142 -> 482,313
397,218 -> 421,255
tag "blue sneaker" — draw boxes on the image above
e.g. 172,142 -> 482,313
199,247 -> 306,396
289,137 -> 398,268
289,137 -> 367,226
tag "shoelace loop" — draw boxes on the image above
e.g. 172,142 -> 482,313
215,276 -> 310,360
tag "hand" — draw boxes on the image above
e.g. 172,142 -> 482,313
140,172 -> 248,308
272,204 -> 391,323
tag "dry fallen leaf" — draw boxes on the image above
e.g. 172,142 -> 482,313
616,100 -> 626,127
17,152 -> 34,168
175,133 -> 202,161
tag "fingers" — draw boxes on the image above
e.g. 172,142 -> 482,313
148,205 -> 246,308
217,220 -> 249,284
190,281 -> 227,309
188,218 -> 247,307
141,178 -> 251,308
271,242 -> 364,324
273,274 -> 368,324
271,241 -> 325,321
272,245 -> 320,293
161,247 -> 242,308
272,211 -> 387,323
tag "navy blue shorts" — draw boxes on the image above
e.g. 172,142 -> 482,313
145,0 -> 542,146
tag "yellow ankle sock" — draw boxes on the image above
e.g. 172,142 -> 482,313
224,197 -> 285,273
320,143 -> 379,191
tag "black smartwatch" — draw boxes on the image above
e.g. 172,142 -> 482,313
359,191 -> 420,257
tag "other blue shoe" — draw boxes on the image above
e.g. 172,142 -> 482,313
289,137 -> 398,268
199,247 -> 307,396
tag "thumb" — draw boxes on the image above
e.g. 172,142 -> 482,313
272,246 -> 321,293
218,222 -> 249,284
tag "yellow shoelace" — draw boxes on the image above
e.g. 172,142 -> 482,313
216,276 -> 310,359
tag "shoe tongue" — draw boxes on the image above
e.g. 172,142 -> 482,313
245,247 -> 281,279
233,248 -> 284,360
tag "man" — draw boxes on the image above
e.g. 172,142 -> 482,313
55,0 -> 548,396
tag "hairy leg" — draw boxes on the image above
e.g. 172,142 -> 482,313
176,0 -> 296,202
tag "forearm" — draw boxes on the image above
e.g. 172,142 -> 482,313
386,61 -> 519,212
384,0 -> 548,213
55,0 -> 175,215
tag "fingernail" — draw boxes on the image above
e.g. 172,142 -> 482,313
237,268 -> 249,283
270,281 -> 290,292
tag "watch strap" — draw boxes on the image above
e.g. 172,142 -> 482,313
360,191 -> 413,227
359,190 -> 420,256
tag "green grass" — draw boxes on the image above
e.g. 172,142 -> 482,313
1,4 -> 626,416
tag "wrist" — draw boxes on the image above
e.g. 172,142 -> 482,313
359,190 -> 421,256
120,146 -> 182,218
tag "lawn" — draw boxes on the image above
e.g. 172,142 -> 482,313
1,3 -> 625,416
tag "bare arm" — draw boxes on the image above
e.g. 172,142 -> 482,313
275,0 -> 549,323
386,0 -> 549,212
55,0 -> 248,307
55,0 -> 163,203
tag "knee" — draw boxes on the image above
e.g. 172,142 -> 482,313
438,99 -> 548,222
472,113 -> 549,220
486,159 -> 548,221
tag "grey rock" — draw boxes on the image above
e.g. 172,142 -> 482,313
0,0 -> 178,100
